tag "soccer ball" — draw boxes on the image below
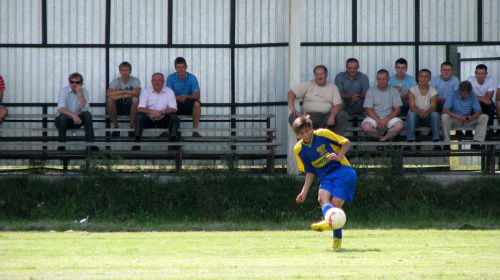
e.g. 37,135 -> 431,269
325,207 -> 346,229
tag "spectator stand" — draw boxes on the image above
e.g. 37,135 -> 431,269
0,103 -> 279,174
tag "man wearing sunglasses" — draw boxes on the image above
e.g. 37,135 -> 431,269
54,73 -> 97,151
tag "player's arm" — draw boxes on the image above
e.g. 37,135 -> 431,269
296,173 -> 315,203
327,140 -> 350,162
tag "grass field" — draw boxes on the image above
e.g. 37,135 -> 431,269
1,229 -> 498,279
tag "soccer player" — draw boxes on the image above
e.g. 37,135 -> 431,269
293,115 -> 357,250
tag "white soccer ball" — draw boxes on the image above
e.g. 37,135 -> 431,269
325,207 -> 346,229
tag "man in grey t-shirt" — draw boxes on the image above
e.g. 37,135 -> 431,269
106,61 -> 141,137
362,69 -> 403,144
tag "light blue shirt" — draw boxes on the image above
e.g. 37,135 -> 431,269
388,74 -> 417,97
430,75 -> 459,100
56,86 -> 90,116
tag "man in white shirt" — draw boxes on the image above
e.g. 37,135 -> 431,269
288,65 -> 348,135
467,64 -> 495,127
133,73 -> 179,150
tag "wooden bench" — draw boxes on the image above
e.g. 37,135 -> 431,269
344,114 -> 499,142
347,140 -> 500,174
0,113 -> 280,174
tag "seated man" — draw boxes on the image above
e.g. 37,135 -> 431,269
406,69 -> 440,149
133,73 -> 179,151
430,62 -> 459,113
106,61 -> 141,137
54,73 -> 96,151
0,75 -> 8,124
166,57 -> 202,137
288,65 -> 348,135
496,83 -> 500,135
388,58 -> 417,114
361,69 -> 404,148
467,64 -> 495,127
335,58 -> 370,115
441,81 -> 489,150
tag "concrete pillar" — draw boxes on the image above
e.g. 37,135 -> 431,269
287,0 -> 301,174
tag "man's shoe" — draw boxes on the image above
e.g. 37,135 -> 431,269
471,144 -> 484,150
311,220 -> 332,232
131,145 -> 140,151
111,131 -> 120,137
168,145 -> 179,151
57,146 -> 66,151
128,130 -> 135,138
332,238 -> 342,250
192,132 -> 202,137
159,131 -> 169,138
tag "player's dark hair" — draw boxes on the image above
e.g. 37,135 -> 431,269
441,61 -> 453,68
476,64 -> 487,72
458,81 -> 472,93
292,116 -> 313,135
395,58 -> 408,66
174,57 -> 187,66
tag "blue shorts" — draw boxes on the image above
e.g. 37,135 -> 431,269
319,165 -> 357,203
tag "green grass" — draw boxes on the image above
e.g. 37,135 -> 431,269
1,229 -> 498,279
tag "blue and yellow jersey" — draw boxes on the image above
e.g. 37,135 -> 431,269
294,129 -> 351,182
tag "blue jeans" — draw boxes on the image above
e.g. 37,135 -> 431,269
406,111 -> 440,141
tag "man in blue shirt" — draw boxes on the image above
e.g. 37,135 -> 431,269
166,57 -> 202,137
441,81 -> 489,149
430,62 -> 459,113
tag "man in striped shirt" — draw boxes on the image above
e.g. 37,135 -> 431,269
0,75 -> 7,124
441,81 -> 489,150
166,57 -> 202,137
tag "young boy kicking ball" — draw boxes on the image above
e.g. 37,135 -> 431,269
292,116 -> 357,250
